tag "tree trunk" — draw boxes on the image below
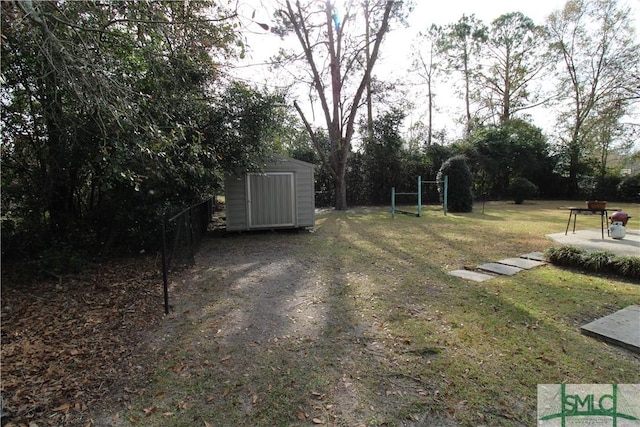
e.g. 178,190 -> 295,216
285,0 -> 395,211
427,77 -> 433,146
567,140 -> 580,198
364,0 -> 373,142
334,172 -> 347,210
500,45 -> 511,123
463,46 -> 472,135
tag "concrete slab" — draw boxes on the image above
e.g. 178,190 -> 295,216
497,257 -> 547,269
520,252 -> 547,262
581,305 -> 640,354
547,229 -> 640,258
477,262 -> 523,276
448,269 -> 496,282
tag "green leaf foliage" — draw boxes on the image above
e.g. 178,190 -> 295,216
437,155 -> 473,212
509,177 -> 538,204
546,246 -> 640,279
0,1 -> 282,259
617,173 -> 640,202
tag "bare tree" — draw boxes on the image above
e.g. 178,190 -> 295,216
410,24 -> 443,146
274,0 -> 401,210
547,0 -> 639,196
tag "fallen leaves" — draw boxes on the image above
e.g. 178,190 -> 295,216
1,256 -> 165,426
536,355 -> 557,365
143,405 -> 157,416
296,406 -> 307,420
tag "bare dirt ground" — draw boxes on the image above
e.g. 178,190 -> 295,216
98,230 -> 454,426
2,227 -> 454,426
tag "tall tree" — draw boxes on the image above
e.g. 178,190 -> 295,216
547,0 -> 640,196
438,14 -> 488,136
274,0 -> 403,210
1,1 -> 280,250
480,12 -> 551,124
410,24 -> 444,146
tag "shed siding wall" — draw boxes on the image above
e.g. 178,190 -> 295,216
224,175 -> 248,231
294,167 -> 315,227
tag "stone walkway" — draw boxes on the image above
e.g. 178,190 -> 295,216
447,251 -> 547,282
447,251 -> 640,355
581,305 -> 640,354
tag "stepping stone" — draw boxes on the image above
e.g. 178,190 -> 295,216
448,269 -> 496,282
477,262 -> 522,276
581,305 -> 640,354
497,257 -> 546,269
520,252 -> 547,262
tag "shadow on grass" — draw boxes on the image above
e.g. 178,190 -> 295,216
115,208 -> 640,426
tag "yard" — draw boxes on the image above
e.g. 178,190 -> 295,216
2,201 -> 639,426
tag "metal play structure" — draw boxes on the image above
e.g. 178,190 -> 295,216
391,175 -> 448,218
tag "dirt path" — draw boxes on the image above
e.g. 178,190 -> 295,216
147,233 -> 372,425
92,230 -> 454,426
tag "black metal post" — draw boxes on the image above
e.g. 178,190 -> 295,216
161,222 -> 170,315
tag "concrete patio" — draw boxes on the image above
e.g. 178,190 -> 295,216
546,228 -> 640,257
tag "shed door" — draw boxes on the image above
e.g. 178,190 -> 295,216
247,173 -> 295,228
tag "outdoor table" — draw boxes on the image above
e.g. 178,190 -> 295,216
563,207 -> 620,239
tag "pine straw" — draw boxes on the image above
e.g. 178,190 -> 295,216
1,256 -> 166,426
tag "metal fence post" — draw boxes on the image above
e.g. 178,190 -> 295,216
391,187 -> 395,218
161,222 -> 170,315
444,175 -> 448,216
417,176 -> 422,217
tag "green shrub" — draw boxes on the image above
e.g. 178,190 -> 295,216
610,256 -> 640,279
617,173 -> 640,202
437,155 -> 473,213
545,246 -> 640,279
580,251 -> 611,272
508,177 -> 538,204
546,246 -> 585,267
591,174 -> 621,201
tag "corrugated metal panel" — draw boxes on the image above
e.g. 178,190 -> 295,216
248,173 -> 295,228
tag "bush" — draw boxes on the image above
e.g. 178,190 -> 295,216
617,173 -> 640,202
591,175 -> 621,201
610,256 -> 640,279
580,251 -> 611,272
545,246 -> 640,279
508,177 -> 538,204
437,156 -> 473,213
545,246 -> 585,268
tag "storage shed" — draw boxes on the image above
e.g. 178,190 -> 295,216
224,155 -> 315,231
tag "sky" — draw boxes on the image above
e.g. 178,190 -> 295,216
236,0 -> 580,81
382,0 -> 572,69
234,0 -> 640,143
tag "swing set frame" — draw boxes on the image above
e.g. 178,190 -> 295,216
391,175 -> 448,218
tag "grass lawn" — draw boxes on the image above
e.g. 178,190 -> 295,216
109,201 -> 639,426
